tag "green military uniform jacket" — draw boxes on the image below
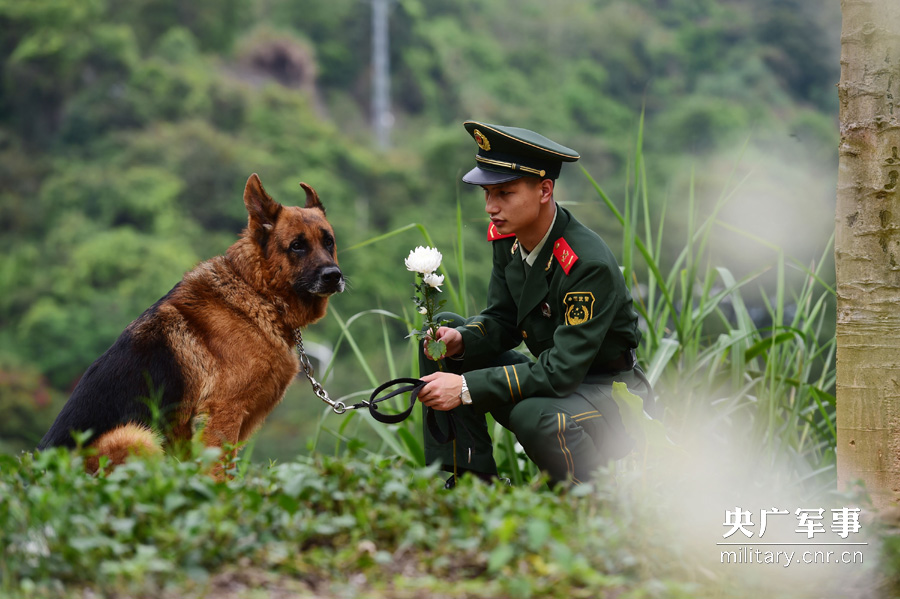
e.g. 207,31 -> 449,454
458,205 -> 642,413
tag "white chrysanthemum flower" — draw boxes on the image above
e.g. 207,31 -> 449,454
404,246 -> 442,274
423,272 -> 444,291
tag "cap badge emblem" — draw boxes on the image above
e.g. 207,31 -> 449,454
473,129 -> 491,151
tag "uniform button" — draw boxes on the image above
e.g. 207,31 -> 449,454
522,330 -> 528,339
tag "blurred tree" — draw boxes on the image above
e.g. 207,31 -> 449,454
106,0 -> 251,52
754,0 -> 840,111
0,0 -> 139,146
0,364 -> 61,452
257,0 -> 366,92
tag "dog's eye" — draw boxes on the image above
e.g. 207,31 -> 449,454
289,240 -> 306,253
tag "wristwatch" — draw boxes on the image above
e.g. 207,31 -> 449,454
459,375 -> 472,405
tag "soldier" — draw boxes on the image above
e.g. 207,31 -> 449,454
417,120 -> 649,487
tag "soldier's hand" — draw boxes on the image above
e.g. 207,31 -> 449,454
418,372 -> 463,411
426,327 -> 463,360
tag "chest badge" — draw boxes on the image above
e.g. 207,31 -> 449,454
541,301 -> 552,318
564,292 -> 595,325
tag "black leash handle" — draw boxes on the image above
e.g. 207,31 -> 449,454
361,378 -> 472,458
364,378 -> 424,424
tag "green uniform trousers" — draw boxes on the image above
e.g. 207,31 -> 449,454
421,314 -> 640,484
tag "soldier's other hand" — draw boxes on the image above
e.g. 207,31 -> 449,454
418,372 -> 463,411
426,327 -> 463,360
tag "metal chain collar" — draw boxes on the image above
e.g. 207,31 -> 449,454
294,328 -> 351,414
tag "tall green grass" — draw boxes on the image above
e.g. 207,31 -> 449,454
585,124 -> 836,490
315,133 -> 837,491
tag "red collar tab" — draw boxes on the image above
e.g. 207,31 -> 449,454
552,238 -> 578,275
487,223 -> 516,241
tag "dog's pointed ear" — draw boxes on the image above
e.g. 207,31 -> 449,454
244,174 -> 282,235
300,182 -> 325,215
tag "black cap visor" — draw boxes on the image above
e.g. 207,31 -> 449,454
462,166 -> 523,186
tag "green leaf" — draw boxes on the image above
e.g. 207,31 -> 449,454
744,330 -> 800,363
397,427 -> 425,467
277,494 -> 300,515
487,543 -> 515,573
645,338 -> 679,387
425,338 -> 446,361
526,519 -> 551,551
610,382 -> 682,457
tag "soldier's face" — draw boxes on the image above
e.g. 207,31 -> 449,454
482,177 -> 549,237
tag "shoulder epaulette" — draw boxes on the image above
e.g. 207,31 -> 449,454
487,223 -> 516,241
552,238 -> 578,275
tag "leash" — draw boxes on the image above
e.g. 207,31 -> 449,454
295,328 -> 425,418
294,329 -> 430,422
294,328 -> 472,476
295,329 -> 354,414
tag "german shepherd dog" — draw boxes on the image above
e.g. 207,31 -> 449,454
38,174 -> 344,475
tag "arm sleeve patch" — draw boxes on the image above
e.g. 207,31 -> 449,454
564,292 -> 595,325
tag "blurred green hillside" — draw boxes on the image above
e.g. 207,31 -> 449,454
0,0 -> 841,459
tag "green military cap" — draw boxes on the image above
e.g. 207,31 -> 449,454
461,120 -> 580,186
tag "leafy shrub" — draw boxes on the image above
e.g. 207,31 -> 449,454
0,448 -> 658,598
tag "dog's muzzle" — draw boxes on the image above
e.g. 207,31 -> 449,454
295,264 -> 345,297
313,265 -> 345,296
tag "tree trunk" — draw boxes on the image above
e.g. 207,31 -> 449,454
836,0 -> 900,508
